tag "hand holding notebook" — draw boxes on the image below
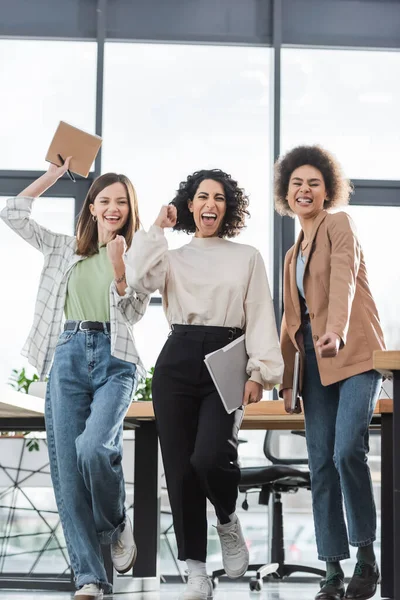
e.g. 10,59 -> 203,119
45,121 -> 102,178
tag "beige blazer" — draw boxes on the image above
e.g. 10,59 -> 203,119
281,210 -> 385,389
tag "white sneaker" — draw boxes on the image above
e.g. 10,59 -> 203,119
74,583 -> 103,599
111,516 -> 137,574
183,574 -> 213,600
216,515 -> 249,578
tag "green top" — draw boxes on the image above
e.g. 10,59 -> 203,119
65,246 -> 114,322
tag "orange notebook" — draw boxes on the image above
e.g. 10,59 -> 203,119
45,121 -> 102,178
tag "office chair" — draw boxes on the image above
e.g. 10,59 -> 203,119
212,430 -> 325,591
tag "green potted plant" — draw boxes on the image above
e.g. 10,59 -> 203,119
133,367 -> 154,402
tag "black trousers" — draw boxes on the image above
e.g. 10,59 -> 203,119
152,324 -> 244,562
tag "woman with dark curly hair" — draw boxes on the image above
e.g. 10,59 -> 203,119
126,168 -> 283,600
275,145 -> 385,600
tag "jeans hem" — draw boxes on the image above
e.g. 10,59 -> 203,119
349,536 -> 376,548
76,575 -> 112,594
98,514 -> 126,545
318,552 -> 350,561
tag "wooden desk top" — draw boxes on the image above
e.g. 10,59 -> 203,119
0,390 -> 393,429
374,350 -> 400,374
126,398 -> 393,430
0,385 -> 45,419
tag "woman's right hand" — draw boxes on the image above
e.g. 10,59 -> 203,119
46,156 -> 72,182
282,388 -> 302,414
154,205 -> 177,229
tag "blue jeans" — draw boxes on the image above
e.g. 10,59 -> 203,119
45,322 -> 137,592
302,321 -> 381,562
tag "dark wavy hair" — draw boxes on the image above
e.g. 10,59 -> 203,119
170,169 -> 250,238
274,145 -> 353,217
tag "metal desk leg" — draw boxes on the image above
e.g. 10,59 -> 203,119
381,412 -> 393,599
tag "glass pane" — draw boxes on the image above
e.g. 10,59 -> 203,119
103,43 -> 273,274
281,48 -> 400,179
0,196 -> 75,385
0,40 -> 97,170
344,205 -> 400,350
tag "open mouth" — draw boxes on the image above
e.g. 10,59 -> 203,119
104,215 -> 121,224
201,212 -> 218,224
296,197 -> 313,205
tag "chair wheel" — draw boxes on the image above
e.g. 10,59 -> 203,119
249,577 -> 263,591
211,577 -> 218,589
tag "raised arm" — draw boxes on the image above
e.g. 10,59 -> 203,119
244,251 -> 284,391
0,159 -> 73,253
125,205 -> 177,295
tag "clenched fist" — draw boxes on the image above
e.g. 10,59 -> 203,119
107,235 -> 126,266
316,332 -> 341,358
154,205 -> 177,229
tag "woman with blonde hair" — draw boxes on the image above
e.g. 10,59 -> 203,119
1,159 -> 149,600
275,145 -> 385,600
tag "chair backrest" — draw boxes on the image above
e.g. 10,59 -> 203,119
263,430 -> 309,466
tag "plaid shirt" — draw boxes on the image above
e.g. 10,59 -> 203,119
1,197 -> 149,380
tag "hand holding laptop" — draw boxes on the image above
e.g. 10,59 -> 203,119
283,351 -> 302,414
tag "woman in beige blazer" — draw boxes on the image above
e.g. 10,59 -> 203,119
275,145 -> 385,600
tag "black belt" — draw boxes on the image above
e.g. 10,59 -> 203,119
171,324 -> 243,341
64,321 -> 111,333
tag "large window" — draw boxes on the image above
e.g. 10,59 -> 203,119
281,48 -> 400,180
0,197 -> 75,385
0,40 -> 97,171
103,42 -> 273,267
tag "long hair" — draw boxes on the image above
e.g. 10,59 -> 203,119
76,173 -> 140,257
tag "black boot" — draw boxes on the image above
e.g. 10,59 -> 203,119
315,573 -> 345,600
345,561 -> 380,600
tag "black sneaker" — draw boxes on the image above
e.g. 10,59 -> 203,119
345,561 -> 380,599
315,573 -> 345,600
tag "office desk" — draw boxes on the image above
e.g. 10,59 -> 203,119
0,392 -> 393,595
126,398 -> 393,595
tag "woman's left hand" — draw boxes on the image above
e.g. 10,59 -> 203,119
242,381 -> 263,406
316,331 -> 341,358
107,235 -> 126,266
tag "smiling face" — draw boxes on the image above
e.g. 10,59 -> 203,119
89,182 -> 130,244
188,179 -> 227,238
287,164 -> 327,220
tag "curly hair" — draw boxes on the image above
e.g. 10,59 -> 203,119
274,145 -> 353,217
170,169 -> 250,238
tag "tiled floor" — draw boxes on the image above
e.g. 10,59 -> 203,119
0,581 -> 384,599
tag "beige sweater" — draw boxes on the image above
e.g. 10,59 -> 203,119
125,226 -> 284,389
